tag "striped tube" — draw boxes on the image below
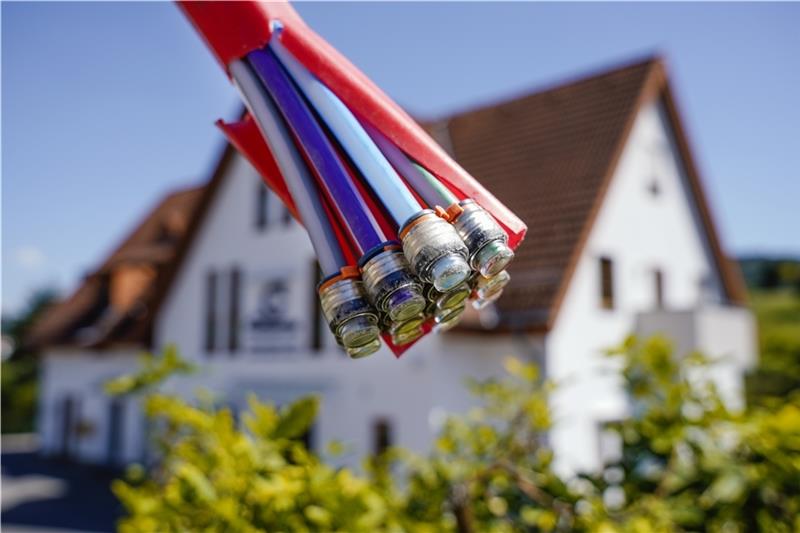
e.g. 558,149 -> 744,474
270,39 -> 421,228
230,60 -> 345,277
247,48 -> 384,254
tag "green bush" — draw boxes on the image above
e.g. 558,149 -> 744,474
109,338 -> 800,532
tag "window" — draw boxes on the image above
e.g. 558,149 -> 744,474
299,425 -> 315,452
653,269 -> 664,309
647,178 -> 661,198
107,398 -> 126,466
599,257 -> 615,310
204,271 -> 218,352
256,183 -> 269,231
310,261 -> 324,353
228,266 -> 242,353
282,205 -> 293,226
597,420 -> 623,466
372,417 -> 393,455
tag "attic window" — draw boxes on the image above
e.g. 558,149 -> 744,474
599,257 -> 615,310
647,178 -> 661,197
646,139 -> 668,198
256,183 -> 269,231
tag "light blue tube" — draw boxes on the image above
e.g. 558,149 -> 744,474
362,121 -> 456,208
270,39 -> 421,228
230,59 -> 346,277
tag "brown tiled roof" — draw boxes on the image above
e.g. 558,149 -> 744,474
30,55 -> 746,348
427,55 -> 745,330
27,184 -> 207,349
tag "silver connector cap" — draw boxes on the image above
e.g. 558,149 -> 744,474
434,304 -> 467,332
475,270 -> 511,301
319,277 -> 380,352
400,211 -> 470,292
361,248 -> 426,322
452,200 -> 514,278
389,314 -> 426,346
346,338 -> 382,359
434,283 -> 471,311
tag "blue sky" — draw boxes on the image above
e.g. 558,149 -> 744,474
3,2 -> 799,314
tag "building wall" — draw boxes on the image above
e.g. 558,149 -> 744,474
635,305 -> 757,410
38,100 -> 753,474
545,100 -> 736,475
154,154 -> 539,466
38,349 -> 144,465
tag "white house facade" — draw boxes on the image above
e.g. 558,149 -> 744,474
32,57 -> 755,477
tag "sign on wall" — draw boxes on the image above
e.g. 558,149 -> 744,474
244,268 -> 304,353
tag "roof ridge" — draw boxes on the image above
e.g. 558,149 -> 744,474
424,53 -> 663,126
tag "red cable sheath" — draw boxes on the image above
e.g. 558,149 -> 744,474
177,0 -> 527,249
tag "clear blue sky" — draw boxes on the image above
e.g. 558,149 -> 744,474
3,2 -> 799,314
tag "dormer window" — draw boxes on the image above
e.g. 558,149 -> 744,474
653,269 -> 665,309
647,178 -> 661,198
646,139 -> 668,198
599,256 -> 615,310
256,183 -> 269,231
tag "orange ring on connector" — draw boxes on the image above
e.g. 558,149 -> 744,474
318,266 -> 360,292
399,213 -> 431,239
434,205 -> 450,221
446,202 -> 464,221
339,265 -> 360,279
318,275 -> 341,292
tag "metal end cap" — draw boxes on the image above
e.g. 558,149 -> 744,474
346,338 -> 382,359
476,270 -> 511,300
338,315 -> 380,349
431,254 -> 471,292
386,287 -> 426,322
392,326 -> 424,346
474,240 -> 515,278
434,306 -> 466,332
472,289 -> 504,310
436,283 -> 471,311
389,314 -> 426,336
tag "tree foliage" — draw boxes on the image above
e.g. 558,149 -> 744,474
1,288 -> 59,433
109,337 -> 800,532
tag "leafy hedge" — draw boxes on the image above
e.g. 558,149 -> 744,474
108,338 -> 800,532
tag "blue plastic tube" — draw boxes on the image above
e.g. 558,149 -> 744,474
230,59 -> 346,277
270,39 -> 421,229
247,48 -> 384,255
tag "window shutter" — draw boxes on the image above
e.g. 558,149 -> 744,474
654,269 -> 665,309
256,183 -> 268,231
229,266 -> 242,353
205,270 -> 218,353
372,417 -> 393,456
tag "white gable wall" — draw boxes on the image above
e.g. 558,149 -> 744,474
156,152 -> 321,359
545,100 -> 728,475
38,349 -> 143,465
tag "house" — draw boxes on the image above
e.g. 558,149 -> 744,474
29,56 -> 756,475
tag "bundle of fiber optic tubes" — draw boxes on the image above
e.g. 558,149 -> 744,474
179,1 -> 527,358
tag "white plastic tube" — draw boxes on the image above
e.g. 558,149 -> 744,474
230,59 -> 345,276
270,39 -> 421,228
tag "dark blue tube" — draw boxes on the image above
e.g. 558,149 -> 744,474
248,48 -> 383,254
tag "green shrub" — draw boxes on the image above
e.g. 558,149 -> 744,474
109,337 -> 800,532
